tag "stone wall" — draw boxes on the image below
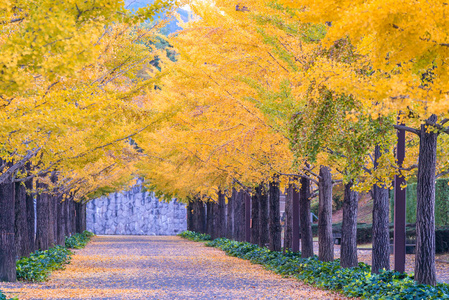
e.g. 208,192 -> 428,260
87,184 -> 187,235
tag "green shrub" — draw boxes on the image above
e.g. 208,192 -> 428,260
16,245 -> 73,281
17,230 -> 95,282
65,230 -> 95,249
178,230 -> 211,241
191,234 -> 449,299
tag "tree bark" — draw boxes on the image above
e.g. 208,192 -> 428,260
226,191 -> 234,239
211,200 -> 219,240
259,184 -> 269,248
57,198 -> 65,245
415,115 -> 438,285
250,186 -> 260,245
206,201 -> 213,236
187,200 -> 194,231
35,183 -> 50,251
234,190 -> 245,242
64,197 -> 72,237
75,201 -> 86,234
269,179 -> 281,251
0,182 -> 16,282
372,145 -> 390,274
218,191 -> 226,238
15,182 -> 30,258
300,177 -> 313,258
318,166 -> 334,262
341,180 -> 359,268
284,184 -> 293,251
47,192 -> 56,247
25,179 -> 35,254
70,200 -> 76,236
194,200 -> 206,234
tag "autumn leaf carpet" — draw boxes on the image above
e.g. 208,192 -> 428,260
0,236 -> 347,299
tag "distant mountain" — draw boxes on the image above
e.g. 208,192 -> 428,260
125,0 -> 191,35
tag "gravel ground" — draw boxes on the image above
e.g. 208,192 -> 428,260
1,236 -> 347,300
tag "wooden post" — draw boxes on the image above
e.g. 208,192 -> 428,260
394,124 -> 406,273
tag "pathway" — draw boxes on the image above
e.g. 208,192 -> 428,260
1,236 -> 346,299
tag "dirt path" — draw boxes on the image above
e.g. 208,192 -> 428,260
1,236 -> 346,299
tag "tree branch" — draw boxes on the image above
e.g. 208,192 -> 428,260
393,124 -> 420,136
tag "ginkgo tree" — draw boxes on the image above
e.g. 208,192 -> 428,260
0,0 -> 173,282
280,0 -> 449,285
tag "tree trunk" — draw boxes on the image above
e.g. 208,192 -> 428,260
0,182 -> 16,282
192,200 -> 199,233
206,201 -> 213,237
234,190 -> 245,242
217,191 -> 226,238
259,184 -> 269,248
318,166 -> 334,262
64,198 -> 72,237
211,201 -> 219,240
372,145 -> 390,274
269,180 -> 281,251
70,200 -> 76,236
284,184 -> 293,251
25,179 -> 35,254
250,186 -> 260,245
341,180 -> 359,268
75,201 -> 86,234
198,201 -> 206,234
300,177 -> 313,258
36,184 -> 50,251
226,191 -> 234,239
187,200 -> 194,231
47,192 -> 56,247
15,182 -> 30,259
57,198 -> 65,245
415,115 -> 438,285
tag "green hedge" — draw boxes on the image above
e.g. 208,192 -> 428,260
179,232 -> 449,299
390,179 -> 449,226
16,245 -> 72,282
16,230 -> 95,282
178,230 -> 211,242
65,230 -> 95,249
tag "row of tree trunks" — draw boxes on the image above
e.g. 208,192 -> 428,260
1,176 -> 87,282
